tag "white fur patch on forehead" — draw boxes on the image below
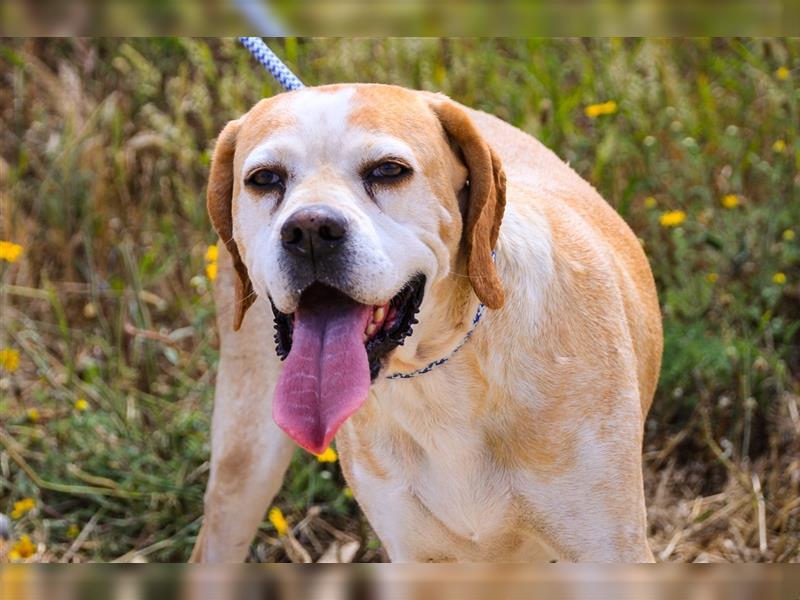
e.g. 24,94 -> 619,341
288,87 -> 356,141
241,87 -> 419,175
241,88 -> 357,173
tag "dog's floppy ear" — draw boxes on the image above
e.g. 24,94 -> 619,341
207,118 -> 256,330
431,100 -> 506,309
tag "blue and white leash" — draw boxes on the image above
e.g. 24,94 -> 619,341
238,37 -> 492,380
238,37 -> 305,91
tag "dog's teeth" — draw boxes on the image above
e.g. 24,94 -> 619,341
373,307 -> 385,323
366,323 -> 377,336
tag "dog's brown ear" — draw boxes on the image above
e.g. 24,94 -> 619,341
431,101 -> 506,309
207,119 -> 256,330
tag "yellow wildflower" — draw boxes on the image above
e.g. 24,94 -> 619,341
0,240 -> 23,263
721,194 -> 739,209
204,244 -> 219,281
643,196 -> 657,209
268,507 -> 289,536
343,487 -> 354,499
11,498 -> 35,519
776,66 -> 790,81
26,408 -> 40,423
773,272 -> 787,285
783,229 -> 795,241
316,447 -> 338,463
66,524 -> 80,539
659,210 -> 687,228
585,100 -> 618,118
8,535 -> 36,560
705,273 -> 719,284
205,262 -> 218,281
0,348 -> 20,372
772,139 -> 787,153
74,398 -> 89,411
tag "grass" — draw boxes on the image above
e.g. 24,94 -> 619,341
0,38 -> 798,563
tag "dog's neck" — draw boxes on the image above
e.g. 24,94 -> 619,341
383,260 -> 480,378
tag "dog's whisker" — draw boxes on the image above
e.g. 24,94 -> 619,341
237,289 -> 257,305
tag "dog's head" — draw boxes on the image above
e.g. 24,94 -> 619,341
207,84 -> 505,453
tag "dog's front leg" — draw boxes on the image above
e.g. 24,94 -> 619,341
191,249 -> 295,563
518,448 -> 654,562
190,355 -> 295,562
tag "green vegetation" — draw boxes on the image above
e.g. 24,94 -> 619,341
0,39 -> 797,562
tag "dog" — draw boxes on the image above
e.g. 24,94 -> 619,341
190,84 -> 662,563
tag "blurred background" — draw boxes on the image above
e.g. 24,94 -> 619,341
0,1 -> 787,36
0,38 -> 798,563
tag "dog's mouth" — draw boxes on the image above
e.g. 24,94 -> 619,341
270,275 -> 425,454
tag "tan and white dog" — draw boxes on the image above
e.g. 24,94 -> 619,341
191,84 -> 662,563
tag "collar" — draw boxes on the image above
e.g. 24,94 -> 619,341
385,251 -> 496,380
385,299 -> 487,380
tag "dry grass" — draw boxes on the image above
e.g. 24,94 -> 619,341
645,394 -> 800,562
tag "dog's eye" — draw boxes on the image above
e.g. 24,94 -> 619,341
247,169 -> 284,190
368,161 -> 409,181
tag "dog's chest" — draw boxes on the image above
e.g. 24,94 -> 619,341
339,415 -> 550,561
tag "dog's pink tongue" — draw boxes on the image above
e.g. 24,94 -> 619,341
273,288 -> 372,455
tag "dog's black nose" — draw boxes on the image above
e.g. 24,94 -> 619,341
280,205 -> 348,259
